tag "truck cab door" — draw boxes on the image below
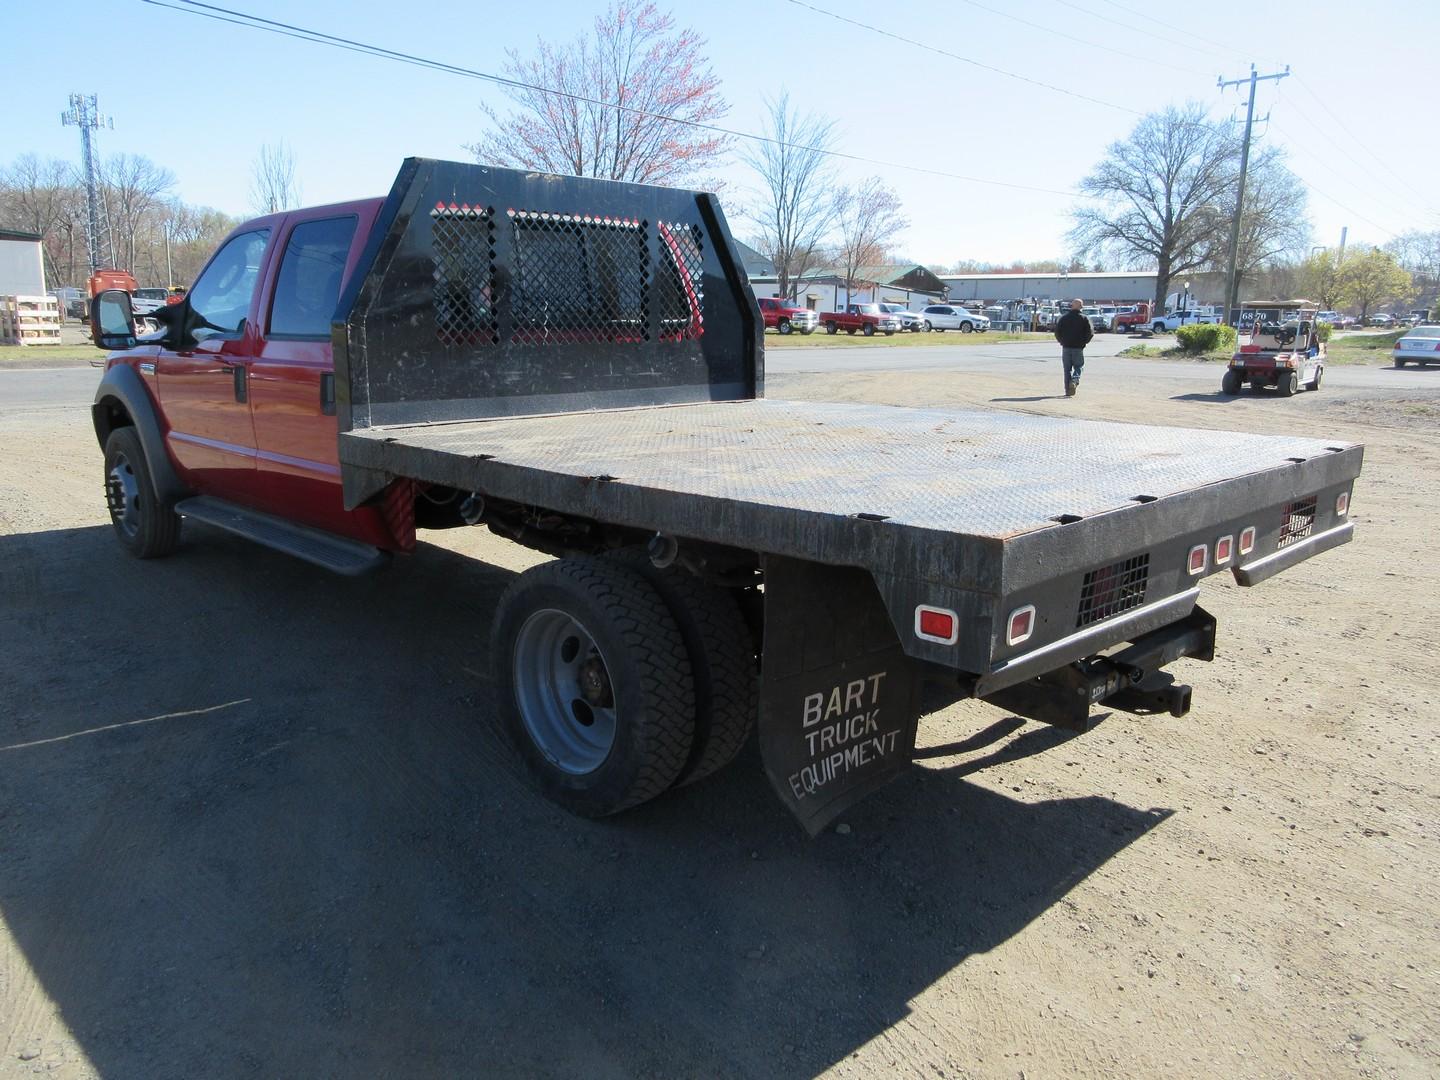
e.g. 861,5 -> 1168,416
155,227 -> 272,499
248,212 -> 388,542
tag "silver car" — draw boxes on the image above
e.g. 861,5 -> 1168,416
1393,325 -> 1440,367
920,304 -> 990,333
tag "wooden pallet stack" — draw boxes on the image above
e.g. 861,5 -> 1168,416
0,294 -> 63,346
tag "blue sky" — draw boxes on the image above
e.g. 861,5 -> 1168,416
7,0 -> 1436,265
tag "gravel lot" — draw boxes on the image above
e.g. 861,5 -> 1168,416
1,354 -> 1437,1078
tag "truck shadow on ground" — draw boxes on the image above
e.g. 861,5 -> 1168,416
0,524 -> 1170,1079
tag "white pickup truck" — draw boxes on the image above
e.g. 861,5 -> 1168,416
1152,308 -> 1221,333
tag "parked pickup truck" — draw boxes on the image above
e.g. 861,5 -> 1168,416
821,303 -> 901,336
1152,307 -> 1220,333
757,296 -> 819,335
88,159 -> 1363,835
1112,302 -> 1154,332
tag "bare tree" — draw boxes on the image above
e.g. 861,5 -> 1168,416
102,154 -> 176,276
250,141 -> 301,215
1069,103 -> 1237,310
743,93 -> 836,301
468,2 -> 729,186
1384,229 -> 1440,310
832,178 -> 907,305
0,154 -> 81,284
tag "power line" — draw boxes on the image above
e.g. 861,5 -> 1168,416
1050,0 -> 1239,61
780,0 -> 1143,115
949,0 -> 1212,78
138,0 -> 1095,200
1289,75 -> 1437,216
1269,89 -> 1436,223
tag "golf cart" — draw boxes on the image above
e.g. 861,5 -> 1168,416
1222,299 -> 1325,397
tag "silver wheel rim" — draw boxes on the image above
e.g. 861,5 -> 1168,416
106,452 -> 141,539
513,608 -> 617,774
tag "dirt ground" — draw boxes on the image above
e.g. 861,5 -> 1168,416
1,359 -> 1436,1079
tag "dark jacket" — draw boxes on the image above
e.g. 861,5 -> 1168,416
1055,309 -> 1094,349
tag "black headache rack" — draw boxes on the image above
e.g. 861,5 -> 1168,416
331,161 -> 1363,834
331,157 -> 761,448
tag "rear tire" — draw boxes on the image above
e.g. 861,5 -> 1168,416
825,321 -> 838,335
604,551 -> 757,785
922,320 -> 932,332
1153,322 -> 1165,334
1394,357 -> 1406,368
1306,366 -> 1323,391
492,558 -> 697,817
103,426 -> 180,559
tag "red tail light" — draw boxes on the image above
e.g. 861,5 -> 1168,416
914,605 -> 959,645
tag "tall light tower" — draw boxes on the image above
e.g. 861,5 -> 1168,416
61,93 -> 113,273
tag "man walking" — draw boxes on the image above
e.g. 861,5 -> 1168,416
1054,298 -> 1093,397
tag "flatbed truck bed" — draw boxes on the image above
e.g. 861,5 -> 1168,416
90,158 -> 1363,833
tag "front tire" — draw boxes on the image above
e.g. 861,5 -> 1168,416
493,558 -> 697,817
778,318 -> 792,335
960,322 -> 973,334
862,324 -> 874,336
1221,370 -> 1241,395
1278,371 -> 1299,397
103,426 -> 180,559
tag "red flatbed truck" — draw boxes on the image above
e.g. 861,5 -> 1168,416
89,159 -> 1362,834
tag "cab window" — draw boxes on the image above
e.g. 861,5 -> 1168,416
187,229 -> 271,340
269,216 -> 358,338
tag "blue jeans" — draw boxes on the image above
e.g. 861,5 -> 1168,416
1062,347 -> 1085,386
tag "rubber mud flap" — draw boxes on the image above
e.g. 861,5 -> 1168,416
758,556 -> 921,835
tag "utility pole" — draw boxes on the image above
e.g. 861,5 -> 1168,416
60,92 -> 113,274
1217,65 -> 1288,324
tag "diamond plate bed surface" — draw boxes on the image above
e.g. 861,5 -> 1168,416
344,399 -> 1350,538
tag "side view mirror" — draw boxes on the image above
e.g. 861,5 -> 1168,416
90,289 -> 137,350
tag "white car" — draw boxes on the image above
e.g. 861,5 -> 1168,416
920,304 -> 990,333
878,303 -> 924,332
1393,325 -> 1440,367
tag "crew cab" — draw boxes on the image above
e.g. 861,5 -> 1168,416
88,159 -> 1363,835
757,296 -> 819,335
820,303 -> 900,336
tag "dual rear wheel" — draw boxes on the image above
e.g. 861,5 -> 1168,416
493,554 -> 757,817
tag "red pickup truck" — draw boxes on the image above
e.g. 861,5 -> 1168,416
86,158 -> 1362,835
756,296 -> 819,335
820,303 -> 901,336
1112,302 -> 1154,333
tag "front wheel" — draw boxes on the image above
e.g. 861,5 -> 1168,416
960,322 -> 973,334
1278,371 -> 1299,397
1221,370 -> 1241,395
778,318 -> 792,335
103,426 -> 181,558
862,323 -> 875,337
493,558 -> 697,818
